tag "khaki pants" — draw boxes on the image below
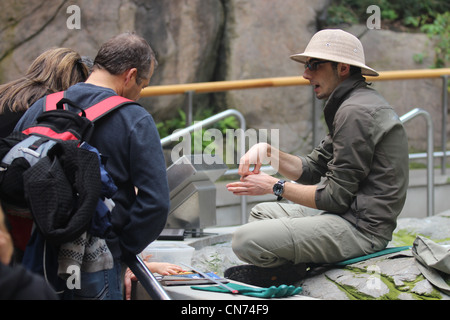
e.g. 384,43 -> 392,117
232,202 -> 388,268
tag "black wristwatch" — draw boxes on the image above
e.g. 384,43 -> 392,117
273,180 -> 285,201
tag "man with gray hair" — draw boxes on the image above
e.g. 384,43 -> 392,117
226,29 -> 409,286
15,32 -> 169,299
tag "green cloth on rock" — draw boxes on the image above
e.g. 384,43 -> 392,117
191,282 -> 302,298
334,246 -> 412,266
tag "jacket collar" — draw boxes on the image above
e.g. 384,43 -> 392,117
323,73 -> 368,134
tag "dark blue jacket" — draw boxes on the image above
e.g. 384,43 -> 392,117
15,83 -> 170,259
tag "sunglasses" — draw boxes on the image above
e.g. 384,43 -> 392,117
304,60 -> 331,71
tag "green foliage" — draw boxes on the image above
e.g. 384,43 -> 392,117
157,109 -> 239,139
420,12 -> 450,68
156,108 -> 239,155
156,109 -> 187,139
325,0 -> 449,27
326,5 -> 359,26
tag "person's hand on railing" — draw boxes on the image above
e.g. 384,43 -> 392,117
124,258 -> 185,300
0,206 -> 13,266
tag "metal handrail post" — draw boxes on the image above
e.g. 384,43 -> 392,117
400,108 -> 434,217
442,75 -> 448,175
185,90 -> 194,127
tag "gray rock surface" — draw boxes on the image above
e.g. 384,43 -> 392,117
300,249 -> 449,300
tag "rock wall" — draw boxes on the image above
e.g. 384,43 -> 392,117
0,0 -> 447,154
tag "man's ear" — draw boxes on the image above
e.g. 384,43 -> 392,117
338,63 -> 351,77
124,68 -> 138,85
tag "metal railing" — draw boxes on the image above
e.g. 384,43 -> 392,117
160,109 -> 246,148
400,108 -> 434,217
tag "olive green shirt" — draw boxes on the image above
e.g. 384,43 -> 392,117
298,74 -> 409,242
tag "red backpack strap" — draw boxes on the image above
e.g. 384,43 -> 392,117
82,96 -> 134,122
43,92 -> 133,121
43,91 -> 66,111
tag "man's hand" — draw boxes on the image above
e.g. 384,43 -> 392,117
0,230 -> 13,265
124,259 -> 186,300
238,143 -> 271,177
226,172 -> 278,196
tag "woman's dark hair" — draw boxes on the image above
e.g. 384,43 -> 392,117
0,48 -> 89,113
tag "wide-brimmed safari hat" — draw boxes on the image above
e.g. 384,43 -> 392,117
290,29 -> 379,77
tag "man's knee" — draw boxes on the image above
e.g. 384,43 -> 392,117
249,202 -> 312,222
249,202 -> 271,221
231,218 -> 292,267
231,225 -> 252,261
249,201 -> 289,221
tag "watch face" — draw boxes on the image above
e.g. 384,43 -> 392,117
273,183 -> 283,196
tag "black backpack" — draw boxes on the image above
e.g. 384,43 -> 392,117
0,91 -> 133,245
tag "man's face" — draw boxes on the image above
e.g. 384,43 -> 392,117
302,59 -> 342,100
128,75 -> 150,101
